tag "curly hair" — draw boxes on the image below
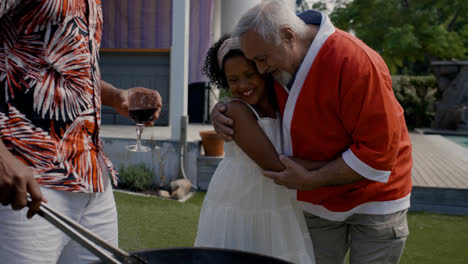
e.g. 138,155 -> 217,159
202,34 -> 254,90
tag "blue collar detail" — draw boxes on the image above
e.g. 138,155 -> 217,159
297,9 -> 322,25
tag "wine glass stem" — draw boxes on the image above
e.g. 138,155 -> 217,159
136,125 -> 144,149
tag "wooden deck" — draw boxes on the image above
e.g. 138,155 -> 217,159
409,133 -> 468,215
410,133 -> 468,189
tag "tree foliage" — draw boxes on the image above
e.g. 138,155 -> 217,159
316,0 -> 468,74
391,75 -> 440,129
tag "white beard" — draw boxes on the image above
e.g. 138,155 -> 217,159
273,71 -> 292,87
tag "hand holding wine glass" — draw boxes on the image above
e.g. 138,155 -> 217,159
127,87 -> 162,152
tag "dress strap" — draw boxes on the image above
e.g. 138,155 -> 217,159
229,98 -> 261,120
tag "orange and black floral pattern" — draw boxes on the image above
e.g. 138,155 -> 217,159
0,0 -> 116,193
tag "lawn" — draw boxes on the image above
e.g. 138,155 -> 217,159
403,212 -> 468,263
115,191 -> 205,251
115,191 -> 468,263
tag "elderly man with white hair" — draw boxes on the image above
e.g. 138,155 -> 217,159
211,1 -> 413,263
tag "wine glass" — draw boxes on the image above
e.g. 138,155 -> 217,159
127,88 -> 159,152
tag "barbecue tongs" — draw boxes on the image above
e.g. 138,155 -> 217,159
28,197 -> 147,264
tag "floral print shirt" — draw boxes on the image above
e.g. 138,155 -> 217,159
0,0 -> 117,192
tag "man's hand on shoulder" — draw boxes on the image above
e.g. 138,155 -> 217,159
211,101 -> 234,142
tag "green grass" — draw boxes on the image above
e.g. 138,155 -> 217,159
115,191 -> 205,251
115,191 -> 468,263
402,212 -> 468,264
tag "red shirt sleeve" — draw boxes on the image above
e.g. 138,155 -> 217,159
339,47 -> 403,182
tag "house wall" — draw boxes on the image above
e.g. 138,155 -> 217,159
101,0 -> 213,85
99,51 -> 170,126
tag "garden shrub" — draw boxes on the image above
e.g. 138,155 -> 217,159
118,163 -> 155,192
392,75 -> 440,129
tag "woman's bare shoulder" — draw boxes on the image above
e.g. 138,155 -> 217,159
224,100 -> 256,121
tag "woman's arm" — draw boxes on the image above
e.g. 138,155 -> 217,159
225,100 -> 285,172
289,157 -> 326,171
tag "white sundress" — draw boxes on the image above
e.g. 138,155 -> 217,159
195,99 -> 315,264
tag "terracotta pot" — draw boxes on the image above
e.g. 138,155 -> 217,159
199,130 -> 224,156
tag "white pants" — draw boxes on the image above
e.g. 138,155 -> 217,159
0,173 -> 118,264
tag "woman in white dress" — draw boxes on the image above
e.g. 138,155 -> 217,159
195,35 -> 315,264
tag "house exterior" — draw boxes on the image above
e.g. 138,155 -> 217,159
99,0 -> 215,129
99,0 -> 295,133
98,0 -> 296,188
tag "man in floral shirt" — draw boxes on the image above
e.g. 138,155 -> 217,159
0,1 -> 162,263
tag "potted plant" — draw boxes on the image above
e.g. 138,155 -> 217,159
199,130 -> 224,156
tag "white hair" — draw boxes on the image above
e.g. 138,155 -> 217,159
232,0 -> 308,45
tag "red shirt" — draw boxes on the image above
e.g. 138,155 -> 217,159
0,0 -> 116,192
275,11 -> 412,220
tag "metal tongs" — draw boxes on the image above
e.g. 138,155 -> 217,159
28,197 -> 147,264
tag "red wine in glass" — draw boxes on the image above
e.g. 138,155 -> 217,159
127,88 -> 160,152
129,108 -> 157,124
